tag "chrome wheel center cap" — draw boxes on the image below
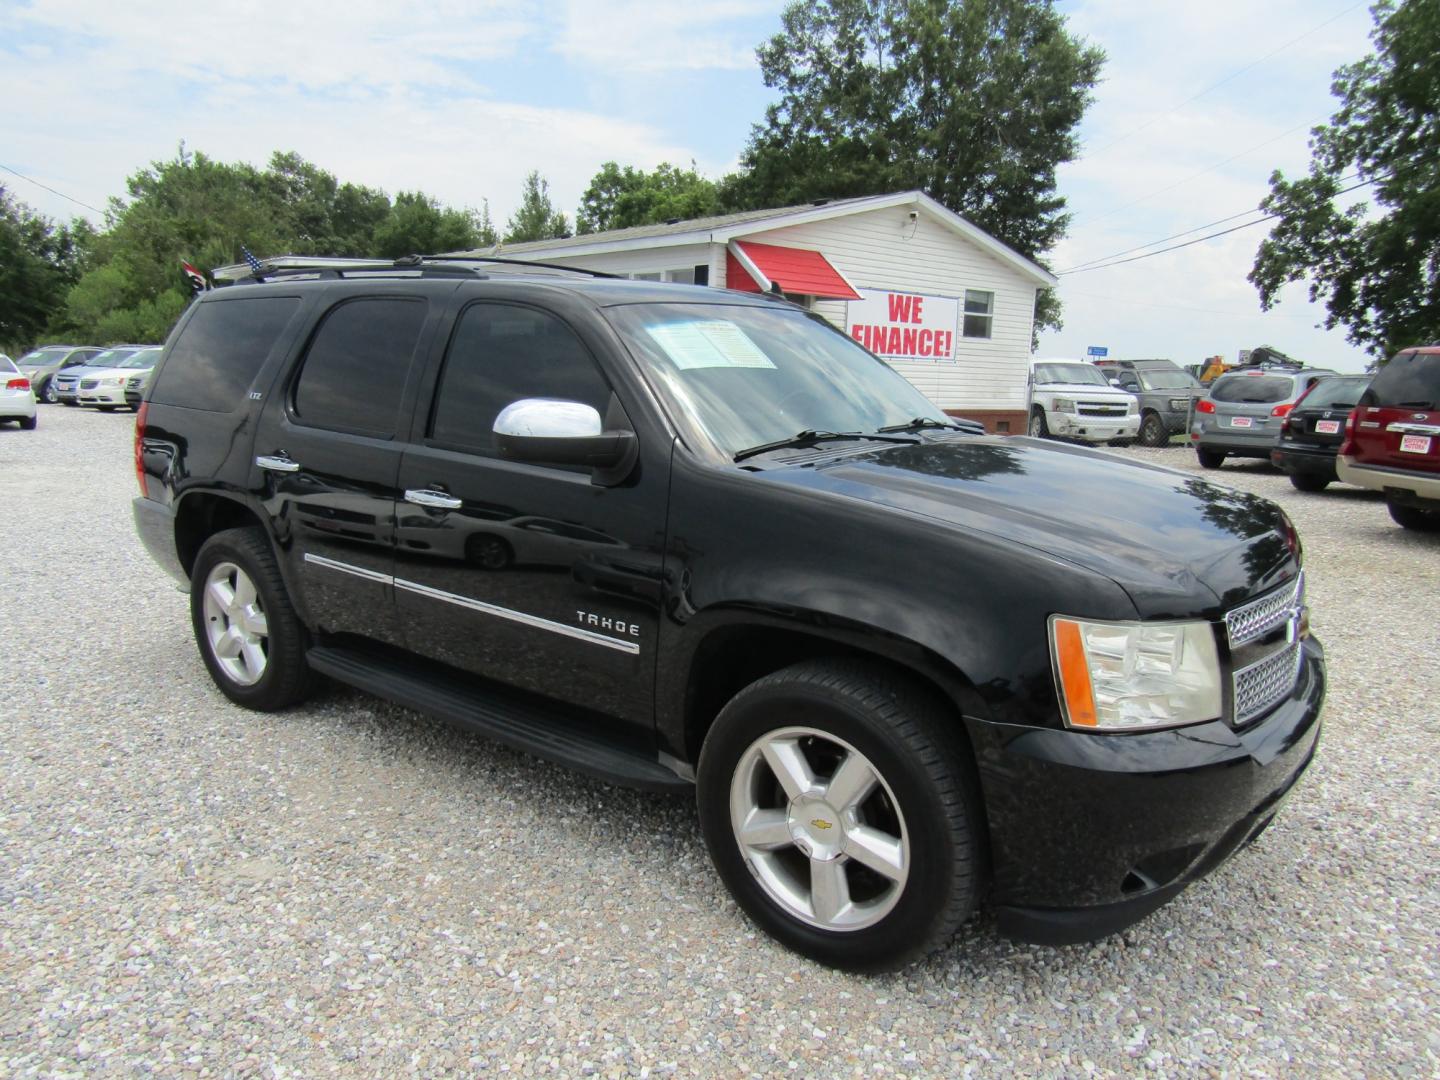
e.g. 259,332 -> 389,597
787,796 -> 845,861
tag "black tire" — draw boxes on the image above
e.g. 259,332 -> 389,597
1139,412 -> 1168,447
19,415 -> 37,430
1289,472 -> 1330,493
697,659 -> 982,972
190,526 -> 316,710
1108,438 -> 1134,447
1196,448 -> 1225,469
40,379 -> 57,404
98,405 -> 116,413
63,400 -> 78,408
1028,408 -> 1049,438
1387,499 -> 1440,531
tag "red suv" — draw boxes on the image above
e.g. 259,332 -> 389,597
1337,346 -> 1440,530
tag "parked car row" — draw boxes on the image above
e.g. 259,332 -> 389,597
1189,348 -> 1440,532
12,344 -> 161,414
1027,356 -> 1203,448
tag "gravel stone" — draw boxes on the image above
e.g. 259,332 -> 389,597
1,408 -> 1437,1076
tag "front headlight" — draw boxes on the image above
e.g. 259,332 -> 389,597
1050,616 -> 1221,732
104,374 -> 128,386
1052,397 -> 1076,413
1126,399 -> 1138,415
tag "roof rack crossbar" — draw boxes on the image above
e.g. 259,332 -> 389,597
243,262 -> 489,283
418,255 -> 619,279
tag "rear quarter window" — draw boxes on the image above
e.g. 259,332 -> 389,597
1210,375 -> 1294,404
150,297 -> 302,412
1362,351 -> 1440,410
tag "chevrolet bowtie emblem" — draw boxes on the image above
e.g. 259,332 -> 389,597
810,818 -> 833,830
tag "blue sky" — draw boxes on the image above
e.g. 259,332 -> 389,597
2,0 -> 1380,370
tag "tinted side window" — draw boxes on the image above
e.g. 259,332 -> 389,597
1301,377 -> 1369,410
151,297 -> 301,411
292,298 -> 428,436
1210,375 -> 1294,404
1362,351 -> 1440,410
429,303 -> 611,456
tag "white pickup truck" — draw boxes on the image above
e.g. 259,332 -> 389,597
1028,358 -> 1140,445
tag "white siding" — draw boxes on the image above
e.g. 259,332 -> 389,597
520,243 -> 714,281
740,207 -> 1037,411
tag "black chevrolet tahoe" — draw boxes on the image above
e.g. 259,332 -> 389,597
133,259 -> 1325,971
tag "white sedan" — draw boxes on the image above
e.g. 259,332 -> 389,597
1,354 -> 38,430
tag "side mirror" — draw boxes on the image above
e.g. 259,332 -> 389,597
493,399 -> 636,475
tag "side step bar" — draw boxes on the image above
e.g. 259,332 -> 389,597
307,644 -> 691,793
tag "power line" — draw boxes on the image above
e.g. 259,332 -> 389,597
0,163 -> 107,217
1057,176 -> 1380,276
1058,171 -> 1365,274
1082,0 -> 1367,159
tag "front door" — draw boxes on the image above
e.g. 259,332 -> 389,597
393,300 -> 667,733
255,293 -> 437,646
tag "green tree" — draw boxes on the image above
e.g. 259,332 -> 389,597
0,186 -> 92,349
373,191 -> 489,258
722,0 -> 1103,334
577,162 -> 720,234
1250,0 -> 1440,360
504,172 -> 570,243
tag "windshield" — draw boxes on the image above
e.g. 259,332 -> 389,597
120,349 -> 161,369
1300,376 -> 1369,410
1137,370 -> 1199,390
86,348 -> 140,368
1362,350 -> 1440,410
606,302 -> 951,458
19,348 -> 69,366
1033,362 -> 1110,387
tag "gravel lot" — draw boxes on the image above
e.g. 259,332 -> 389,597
2,405 -> 1437,1078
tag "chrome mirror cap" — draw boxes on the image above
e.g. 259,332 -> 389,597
494,399 -> 603,439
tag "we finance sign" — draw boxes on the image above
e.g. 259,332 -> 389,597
846,288 -> 959,362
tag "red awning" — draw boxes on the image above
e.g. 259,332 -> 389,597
726,241 -> 861,300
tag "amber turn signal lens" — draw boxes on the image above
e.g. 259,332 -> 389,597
1052,618 -> 1097,728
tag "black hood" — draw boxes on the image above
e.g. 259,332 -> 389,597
760,436 -> 1298,619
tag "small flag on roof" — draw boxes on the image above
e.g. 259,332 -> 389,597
181,260 -> 209,294
241,245 -> 264,274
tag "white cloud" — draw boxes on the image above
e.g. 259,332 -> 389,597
552,0 -> 773,72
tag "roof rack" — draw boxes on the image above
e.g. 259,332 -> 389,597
418,254 -> 618,278
235,258 -> 490,284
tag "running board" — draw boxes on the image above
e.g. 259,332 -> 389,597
307,643 -> 691,793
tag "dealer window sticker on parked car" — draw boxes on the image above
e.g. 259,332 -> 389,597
645,320 -> 777,371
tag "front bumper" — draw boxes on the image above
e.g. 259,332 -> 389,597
1047,412 -> 1141,443
79,385 -> 129,406
966,635 -> 1325,945
1337,455 -> 1440,504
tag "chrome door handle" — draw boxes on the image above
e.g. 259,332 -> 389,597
404,489 -> 462,509
256,455 -> 300,473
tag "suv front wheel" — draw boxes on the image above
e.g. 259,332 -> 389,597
190,527 -> 316,710
696,660 -> 981,971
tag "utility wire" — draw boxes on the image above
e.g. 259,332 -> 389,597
1057,175 -> 1380,276
1058,171 -> 1364,274
0,163 -> 107,217
1082,0 -> 1368,159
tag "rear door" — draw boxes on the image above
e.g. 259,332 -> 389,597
1358,350 -> 1440,471
253,291 -> 442,647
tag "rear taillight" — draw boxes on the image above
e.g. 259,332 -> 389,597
1271,403 -> 1294,418
1280,415 -> 1293,435
1338,408 -> 1358,457
1196,399 -> 1215,414
5,377 -> 29,390
134,402 -> 148,494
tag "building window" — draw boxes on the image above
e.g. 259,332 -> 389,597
665,268 -> 696,284
963,290 -> 994,339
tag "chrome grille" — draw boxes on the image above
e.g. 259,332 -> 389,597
79,378 -> 99,390
1077,403 -> 1128,417
126,375 -> 143,389
1225,574 -> 1303,647
1234,641 -> 1303,724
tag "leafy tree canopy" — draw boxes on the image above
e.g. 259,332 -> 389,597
504,171 -> 570,244
721,0 -> 1103,333
1250,0 -> 1440,359
577,162 -> 720,234
0,186 -> 93,350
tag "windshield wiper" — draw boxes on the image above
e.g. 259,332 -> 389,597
733,429 -> 917,463
877,416 -> 964,433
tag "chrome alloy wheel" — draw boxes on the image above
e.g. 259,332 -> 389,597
729,726 -> 909,932
201,561 -> 270,686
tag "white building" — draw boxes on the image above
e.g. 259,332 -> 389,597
217,190 -> 1055,432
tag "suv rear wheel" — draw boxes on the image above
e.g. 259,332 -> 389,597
1289,473 -> 1330,493
696,660 -> 980,971
190,527 -> 316,710
1387,499 -> 1440,531
1139,412 -> 1168,447
1197,448 -> 1226,469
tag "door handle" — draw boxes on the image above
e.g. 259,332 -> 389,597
404,489 -> 463,509
256,455 -> 300,473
